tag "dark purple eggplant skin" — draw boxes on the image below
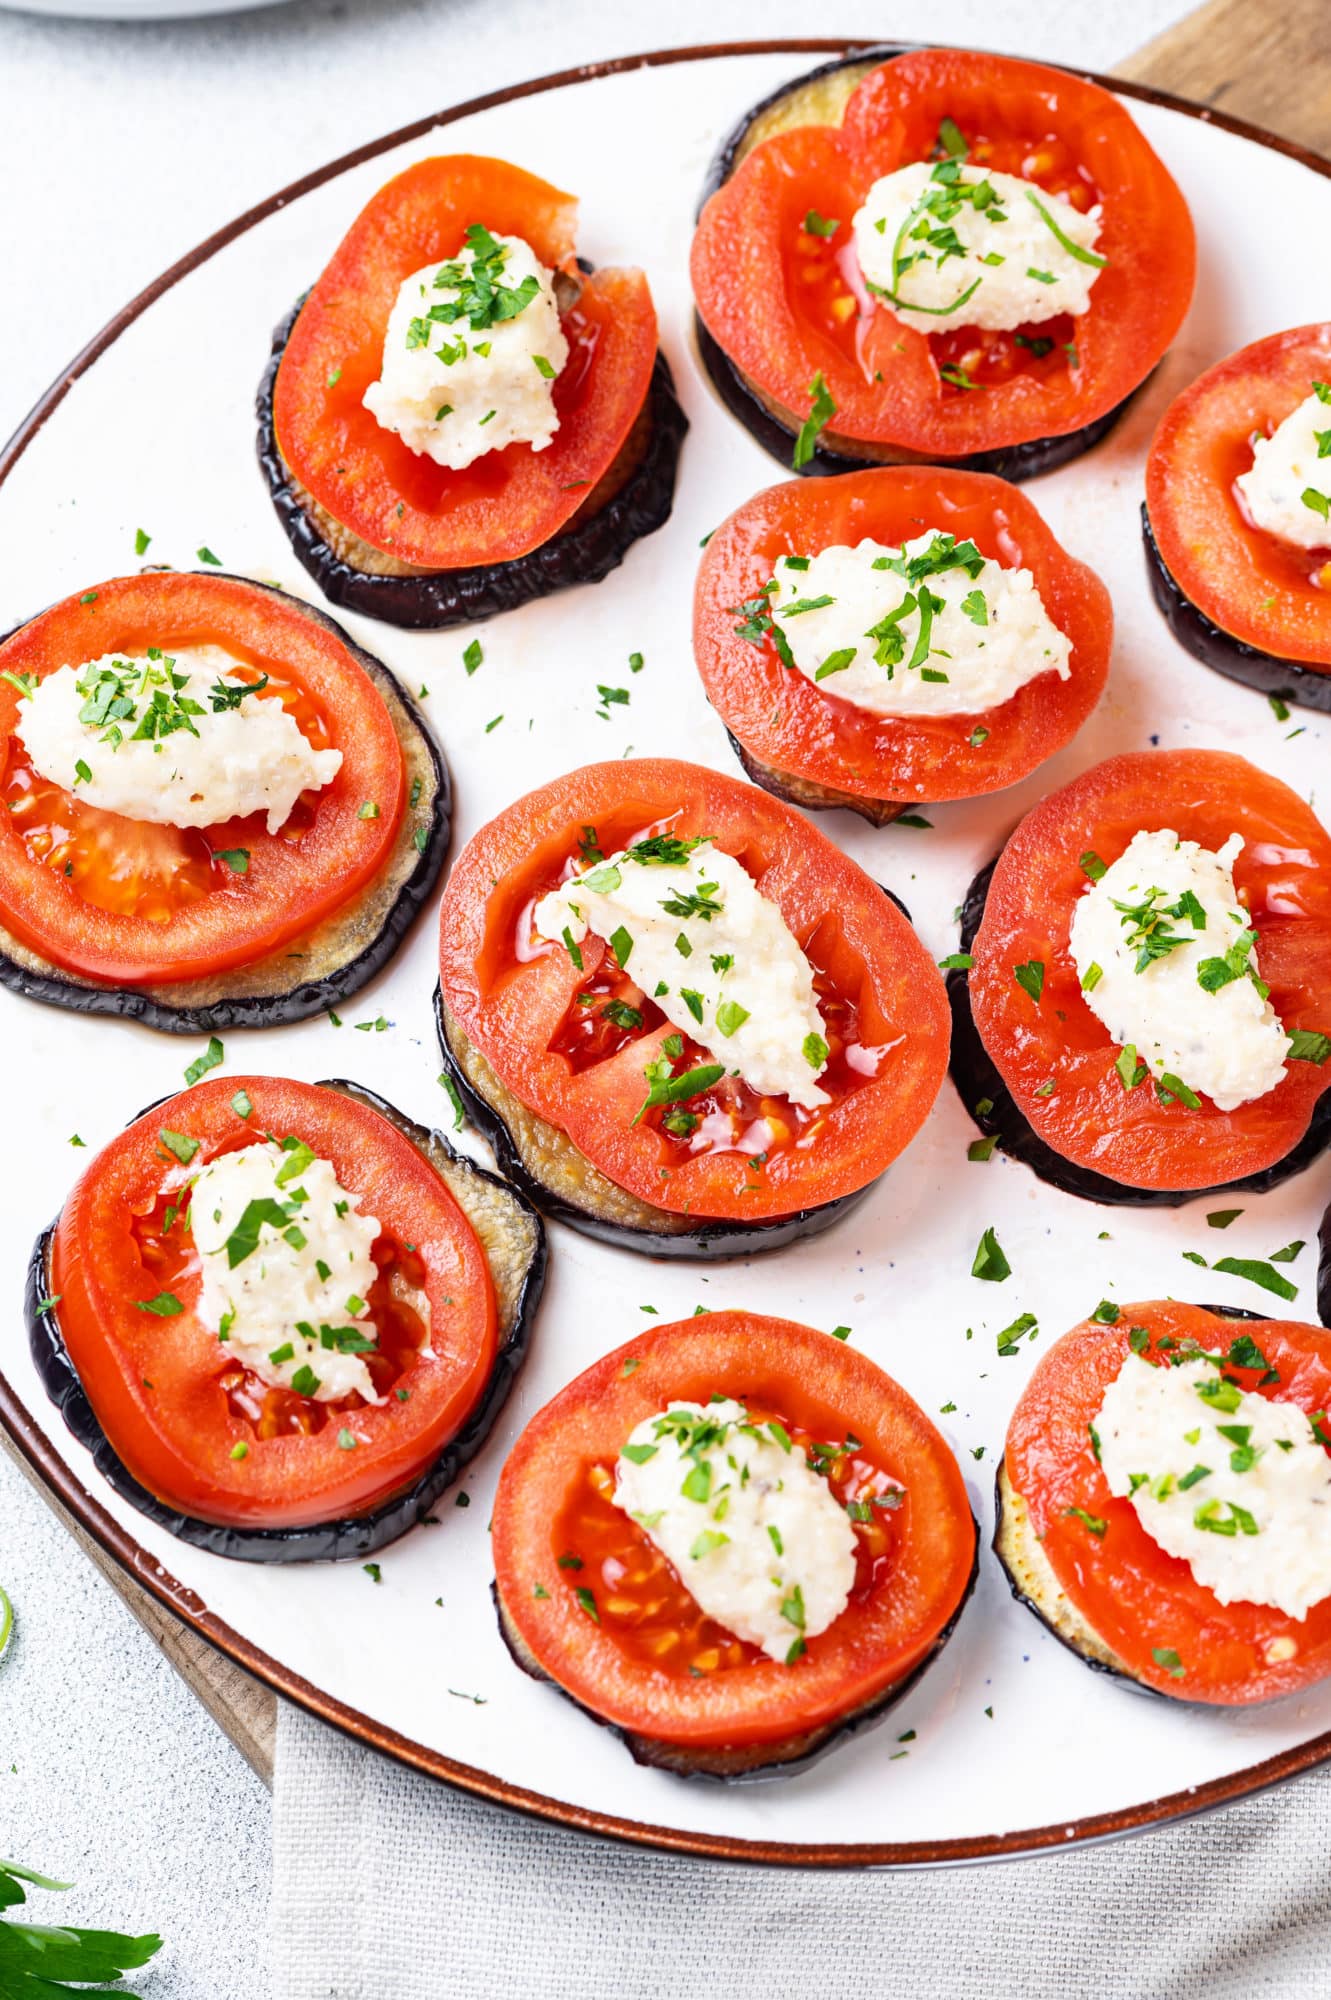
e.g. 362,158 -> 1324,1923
257,301 -> 688,631
492,1520 -> 979,1783
692,42 -> 1148,484
24,1080 -> 546,1564
994,1304 -> 1266,1705
0,578 -> 451,1034
1318,1203 -> 1331,1328
948,860 -> 1331,1206
434,984 -> 881,1261
694,314 -> 1144,486
1142,506 -> 1331,714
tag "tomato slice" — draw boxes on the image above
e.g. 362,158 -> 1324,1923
272,154 -> 659,569
493,1311 -> 975,1751
48,1077 -> 498,1529
1006,1301 -> 1331,1703
1146,324 -> 1331,668
691,49 -> 1194,460
693,465 -> 1111,805
437,758 -> 951,1221
0,572 -> 404,987
968,750 -> 1331,1192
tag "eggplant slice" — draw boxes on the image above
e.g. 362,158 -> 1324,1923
25,1079 -> 546,1564
694,43 -> 1146,484
494,1520 -> 978,1781
724,728 -> 909,827
0,582 -> 450,1034
1143,507 -> 1331,715
257,299 -> 687,631
435,987 -> 873,1260
948,859 -> 1331,1206
1318,1200 -> 1331,1328
994,1304 -> 1263,1702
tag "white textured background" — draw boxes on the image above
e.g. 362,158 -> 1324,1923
0,2 -> 1192,1993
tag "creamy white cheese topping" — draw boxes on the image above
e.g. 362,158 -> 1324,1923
16,648 -> 341,835
768,533 -> 1071,719
1069,829 -> 1289,1112
363,230 -> 568,471
1095,1352 -> 1331,1621
532,840 -> 830,1111
191,1141 -> 384,1404
852,161 -> 1103,336
613,1399 -> 857,1662
1235,385 -> 1331,551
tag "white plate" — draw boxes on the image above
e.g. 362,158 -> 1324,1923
3,43 -> 1331,1866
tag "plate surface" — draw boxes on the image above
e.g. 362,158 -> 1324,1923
3,42 -> 1331,1866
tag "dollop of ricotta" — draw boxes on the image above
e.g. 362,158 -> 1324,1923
532,838 -> 831,1111
852,160 -> 1103,336
767,533 -> 1071,718
363,227 -> 568,471
1235,384 -> 1331,551
15,648 -> 341,835
1069,829 -> 1289,1112
191,1140 -> 384,1404
1095,1352 -> 1331,1621
613,1399 -> 858,1662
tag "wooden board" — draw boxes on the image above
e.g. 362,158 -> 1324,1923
9,0 -> 1327,1794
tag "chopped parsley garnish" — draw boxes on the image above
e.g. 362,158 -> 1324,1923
793,371 -> 836,470
135,1292 -> 183,1316
462,638 -> 483,675
184,1036 -> 224,1086
971,1226 -> 1010,1283
1013,959 -> 1044,1004
996,1311 -> 1038,1357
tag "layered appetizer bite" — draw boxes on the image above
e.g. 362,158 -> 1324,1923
997,1301 -> 1331,1704
259,154 -> 685,628
437,759 -> 950,1256
28,1076 -> 544,1560
951,750 -> 1331,1202
493,1311 -> 976,1775
1145,325 -> 1331,710
0,572 -> 447,1030
691,48 -> 1193,479
694,466 -> 1110,821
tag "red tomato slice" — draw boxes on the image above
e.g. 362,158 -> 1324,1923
437,758 -> 951,1222
968,750 -> 1331,1192
1146,325 -> 1331,668
1006,1301 -> 1331,1703
693,466 -> 1111,805
493,1311 -> 975,1751
0,573 -> 404,987
49,1077 -> 498,1529
691,50 -> 1194,460
273,155 -> 659,568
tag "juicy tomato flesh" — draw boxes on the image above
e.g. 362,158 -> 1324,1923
130,1176 -> 428,1439
693,464 -> 1112,808
530,837 -> 878,1169
1145,326 -> 1331,666
492,1312 -> 976,1748
2,668 -> 331,924
273,154 -> 659,569
50,1076 -> 499,1529
791,127 -> 1094,401
969,749 -> 1331,1191
553,1410 -> 904,1679
1007,1302 -> 1331,1703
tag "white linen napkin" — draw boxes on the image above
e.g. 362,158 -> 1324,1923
271,1700 -> 1331,1997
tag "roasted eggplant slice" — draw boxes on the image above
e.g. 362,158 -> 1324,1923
0,577 -> 449,1033
948,859 -> 1331,1206
995,1303 -> 1331,1705
692,46 -> 1189,481
259,302 -> 687,632
491,1310 -> 978,1779
26,1078 -> 545,1563
1143,508 -> 1331,714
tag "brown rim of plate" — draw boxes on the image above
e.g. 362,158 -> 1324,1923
3,37 -> 1331,1870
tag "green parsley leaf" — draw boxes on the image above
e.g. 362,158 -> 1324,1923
971,1226 -> 1010,1283
183,1036 -> 224,1086
158,1129 -> 200,1165
793,371 -> 836,470
135,1291 -> 183,1316
1210,1256 -> 1298,1302
1014,959 -> 1044,1004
